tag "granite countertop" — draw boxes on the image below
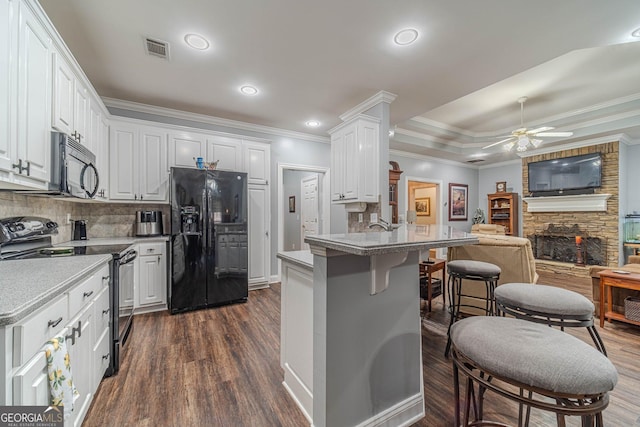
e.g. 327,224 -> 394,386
277,250 -> 313,269
0,254 -> 112,326
304,225 -> 479,256
59,236 -> 170,247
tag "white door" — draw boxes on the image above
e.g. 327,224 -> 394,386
243,141 -> 270,185
301,174 -> 319,250
109,124 -> 137,200
139,127 -> 167,201
206,135 -> 242,171
52,51 -> 74,135
0,0 -> 14,176
248,184 -> 270,286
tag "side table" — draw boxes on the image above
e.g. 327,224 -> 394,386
419,258 -> 446,312
598,269 -> 640,328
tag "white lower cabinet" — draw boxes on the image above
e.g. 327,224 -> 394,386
248,184 -> 270,287
136,242 -> 167,309
9,262 -> 110,426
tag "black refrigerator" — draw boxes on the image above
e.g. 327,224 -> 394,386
170,167 -> 248,313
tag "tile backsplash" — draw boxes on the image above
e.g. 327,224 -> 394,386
0,192 -> 169,244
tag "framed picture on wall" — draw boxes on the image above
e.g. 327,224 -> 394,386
448,183 -> 468,221
415,198 -> 430,216
289,196 -> 295,213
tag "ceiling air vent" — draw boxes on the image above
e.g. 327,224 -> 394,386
144,37 -> 170,60
466,159 -> 486,164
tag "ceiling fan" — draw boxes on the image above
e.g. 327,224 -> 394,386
482,96 -> 573,152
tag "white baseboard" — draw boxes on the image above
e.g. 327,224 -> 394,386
354,393 -> 424,427
249,283 -> 270,291
133,303 -> 167,315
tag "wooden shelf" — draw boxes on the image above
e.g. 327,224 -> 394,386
488,192 -> 519,236
389,161 -> 403,224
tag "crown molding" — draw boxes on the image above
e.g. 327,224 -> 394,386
339,91 -> 397,122
405,116 -> 477,138
516,133 -> 630,158
477,158 -> 521,170
102,97 -> 330,144
389,149 -> 480,170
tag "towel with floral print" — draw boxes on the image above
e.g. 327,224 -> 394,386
44,335 -> 79,419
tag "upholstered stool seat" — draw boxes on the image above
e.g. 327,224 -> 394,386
495,283 -> 607,355
450,316 -> 618,426
445,260 -> 501,357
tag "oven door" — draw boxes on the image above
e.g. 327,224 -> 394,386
111,249 -> 136,374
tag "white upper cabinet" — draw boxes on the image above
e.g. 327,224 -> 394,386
169,131 -> 205,168
242,141 -> 270,185
329,115 -> 379,203
0,0 -> 15,179
110,121 -> 167,201
91,102 -> 109,199
206,135 -> 242,171
51,52 -> 74,134
52,50 -> 90,146
14,0 -> 51,186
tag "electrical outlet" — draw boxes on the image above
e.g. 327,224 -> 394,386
66,213 -> 72,224
358,213 -> 363,223
370,213 -> 378,223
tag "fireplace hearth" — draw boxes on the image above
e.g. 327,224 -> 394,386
529,224 -> 606,266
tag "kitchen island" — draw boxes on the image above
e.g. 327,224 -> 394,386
279,225 -> 478,427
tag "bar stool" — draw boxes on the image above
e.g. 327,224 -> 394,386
445,260 -> 501,357
450,316 -> 618,427
495,283 -> 607,355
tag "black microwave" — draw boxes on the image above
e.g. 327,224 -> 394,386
49,132 -> 99,199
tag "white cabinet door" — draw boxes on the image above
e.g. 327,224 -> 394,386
169,132 -> 204,168
138,127 -> 167,201
109,124 -> 137,200
206,135 -> 242,171
52,51 -> 74,135
87,101 -> 101,163
137,253 -> 166,306
341,125 -> 358,200
330,130 -> 344,201
12,350 -> 49,406
95,112 -> 109,199
243,141 -> 270,185
15,1 -> 50,185
0,0 -> 15,177
248,184 -> 270,285
358,119 -> 379,201
65,304 -> 94,427
73,82 -> 89,143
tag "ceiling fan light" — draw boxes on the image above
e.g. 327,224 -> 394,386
517,135 -> 529,147
504,141 -> 515,151
531,138 -> 543,148
516,144 -> 528,152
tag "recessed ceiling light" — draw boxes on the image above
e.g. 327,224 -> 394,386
394,29 -> 419,46
306,120 -> 320,127
184,33 -> 210,50
632,27 -> 640,37
240,85 -> 258,96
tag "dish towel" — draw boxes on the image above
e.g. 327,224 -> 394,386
44,335 -> 79,420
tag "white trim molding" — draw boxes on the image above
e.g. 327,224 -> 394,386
339,90 -> 397,122
523,194 -> 612,212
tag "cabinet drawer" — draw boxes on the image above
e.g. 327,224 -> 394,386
138,242 -> 165,256
12,348 -> 49,405
69,264 -> 109,315
93,328 -> 111,388
13,294 -> 68,367
93,287 -> 110,342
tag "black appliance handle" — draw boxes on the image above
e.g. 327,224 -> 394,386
80,162 -> 99,198
120,249 -> 137,265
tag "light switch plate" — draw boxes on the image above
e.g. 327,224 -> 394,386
358,213 -> 363,223
370,213 -> 378,223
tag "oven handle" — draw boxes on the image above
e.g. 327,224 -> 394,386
120,249 -> 137,265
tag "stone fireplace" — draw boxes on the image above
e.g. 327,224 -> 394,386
529,224 -> 606,266
522,142 -> 620,277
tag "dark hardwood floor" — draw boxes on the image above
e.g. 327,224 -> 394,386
83,271 -> 640,426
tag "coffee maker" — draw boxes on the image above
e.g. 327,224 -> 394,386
72,220 -> 87,240
136,210 -> 163,236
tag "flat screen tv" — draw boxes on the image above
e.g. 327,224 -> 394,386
527,153 -> 602,196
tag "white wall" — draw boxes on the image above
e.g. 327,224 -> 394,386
390,152 -> 480,232
477,160 -> 523,235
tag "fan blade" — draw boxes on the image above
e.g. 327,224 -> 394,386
528,126 -> 554,134
482,137 -> 515,149
536,131 -> 573,137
